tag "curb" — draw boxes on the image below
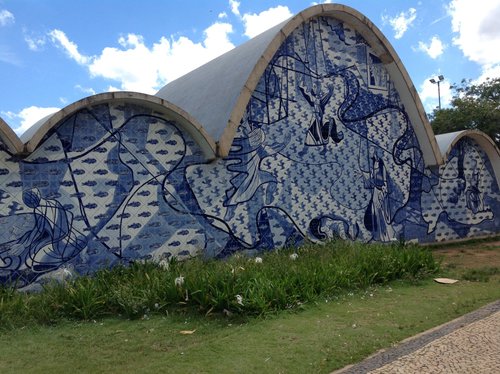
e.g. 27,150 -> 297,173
332,299 -> 500,373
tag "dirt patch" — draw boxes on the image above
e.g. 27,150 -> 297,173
432,240 -> 500,270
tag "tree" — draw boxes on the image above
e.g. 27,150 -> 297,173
430,77 -> 500,147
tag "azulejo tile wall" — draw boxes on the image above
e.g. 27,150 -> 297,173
1,16 -> 499,288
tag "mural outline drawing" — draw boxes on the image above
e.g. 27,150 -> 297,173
0,8 -> 498,289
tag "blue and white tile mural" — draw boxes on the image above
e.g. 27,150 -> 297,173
1,16 -> 499,288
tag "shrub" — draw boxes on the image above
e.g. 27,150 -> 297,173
0,240 -> 439,328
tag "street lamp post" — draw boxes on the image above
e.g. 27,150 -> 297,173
429,75 -> 444,110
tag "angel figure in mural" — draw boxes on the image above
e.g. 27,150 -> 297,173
363,150 -> 395,242
223,117 -> 290,221
299,80 -> 344,148
0,188 -> 85,283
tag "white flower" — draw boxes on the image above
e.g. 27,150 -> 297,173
174,276 -> 185,287
254,257 -> 263,264
231,265 -> 245,274
158,259 -> 169,270
235,294 -> 244,306
289,253 -> 298,260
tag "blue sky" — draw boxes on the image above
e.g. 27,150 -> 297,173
1,0 -> 499,135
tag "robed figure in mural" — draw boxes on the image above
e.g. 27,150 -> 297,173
364,153 -> 395,242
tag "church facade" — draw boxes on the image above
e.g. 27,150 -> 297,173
1,4 -> 498,289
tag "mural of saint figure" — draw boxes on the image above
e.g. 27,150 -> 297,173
299,80 -> 343,148
364,152 -> 395,242
465,159 -> 485,214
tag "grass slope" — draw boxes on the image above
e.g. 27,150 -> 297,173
0,238 -> 499,373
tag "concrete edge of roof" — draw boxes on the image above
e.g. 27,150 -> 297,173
436,129 -> 500,187
1,92 -> 218,161
0,116 -> 24,153
209,3 -> 443,166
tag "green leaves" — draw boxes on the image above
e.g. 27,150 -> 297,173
0,241 -> 439,328
431,77 -> 500,146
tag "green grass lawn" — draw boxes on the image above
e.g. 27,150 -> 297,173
0,239 -> 499,373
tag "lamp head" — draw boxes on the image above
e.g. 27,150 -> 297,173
429,78 -> 436,84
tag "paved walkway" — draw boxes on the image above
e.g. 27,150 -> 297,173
334,300 -> 500,374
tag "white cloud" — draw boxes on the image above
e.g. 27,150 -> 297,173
24,34 -> 46,51
417,36 -> 445,59
311,1 -> 332,5
48,22 -> 234,94
418,76 -> 453,112
0,47 -> 20,65
0,9 -> 14,26
74,84 -> 96,95
382,8 -> 417,39
476,64 -> 500,83
49,29 -> 90,65
229,0 -> 240,16
218,11 -> 228,19
2,106 -> 60,135
241,5 -> 293,38
448,0 -> 500,79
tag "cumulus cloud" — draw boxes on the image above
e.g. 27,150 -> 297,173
48,22 -> 234,94
74,85 -> 96,95
0,9 -> 14,26
382,8 -> 417,39
24,34 -> 46,51
418,75 -> 453,112
311,1 -> 332,5
448,0 -> 500,80
417,36 -> 445,59
241,5 -> 293,38
229,0 -> 241,16
477,64 -> 500,83
49,29 -> 90,65
2,106 -> 60,135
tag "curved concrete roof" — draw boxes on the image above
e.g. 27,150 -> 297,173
436,130 -> 500,187
156,3 -> 443,165
1,92 -> 218,160
0,116 -> 24,154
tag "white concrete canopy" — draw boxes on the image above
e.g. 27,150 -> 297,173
0,92 -> 218,161
0,116 -> 24,154
436,130 -> 500,187
156,3 -> 443,166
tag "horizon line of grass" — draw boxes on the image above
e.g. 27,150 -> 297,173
0,240 -> 440,329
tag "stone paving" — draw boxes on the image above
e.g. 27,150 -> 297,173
335,300 -> 500,374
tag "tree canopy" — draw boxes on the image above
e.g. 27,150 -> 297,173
430,77 -> 500,147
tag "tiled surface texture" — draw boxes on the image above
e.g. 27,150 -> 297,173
0,16 -> 499,288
